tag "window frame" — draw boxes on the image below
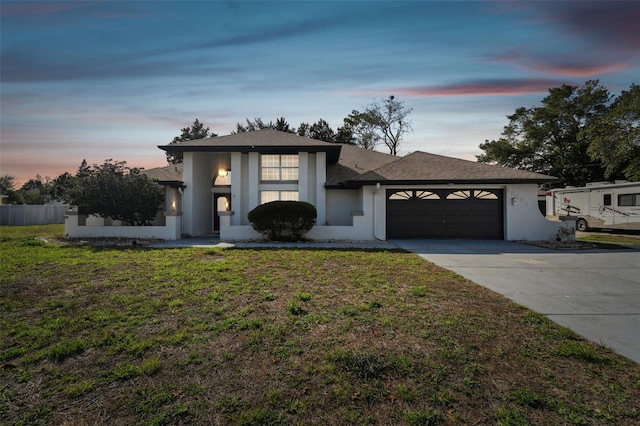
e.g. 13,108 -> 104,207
260,154 -> 299,183
260,190 -> 299,204
618,193 -> 640,207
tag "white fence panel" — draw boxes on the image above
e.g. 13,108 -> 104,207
0,205 -> 68,226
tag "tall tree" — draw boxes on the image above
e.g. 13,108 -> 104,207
364,96 -> 413,155
0,175 -> 21,204
167,119 -> 216,164
0,175 -> 16,195
335,124 -> 356,145
342,110 -> 382,150
51,172 -> 76,201
233,117 -> 270,133
297,122 -> 310,138
585,84 -> 640,181
274,117 -> 294,133
232,117 -> 295,134
309,119 -> 335,142
8,175 -> 56,204
478,80 -> 611,187
20,175 -> 44,191
59,160 -> 164,225
298,118 -> 357,144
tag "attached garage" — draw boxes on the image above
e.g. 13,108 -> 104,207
386,189 -> 504,239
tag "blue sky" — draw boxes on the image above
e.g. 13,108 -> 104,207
1,0 -> 638,185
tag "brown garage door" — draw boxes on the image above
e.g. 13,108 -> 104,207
386,189 -> 504,239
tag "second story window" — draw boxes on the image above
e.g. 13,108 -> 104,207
261,154 -> 298,182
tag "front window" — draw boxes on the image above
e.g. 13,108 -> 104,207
261,154 -> 298,182
261,191 -> 299,204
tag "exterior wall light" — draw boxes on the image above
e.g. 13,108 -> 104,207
218,168 -> 228,178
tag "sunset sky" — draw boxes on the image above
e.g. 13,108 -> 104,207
1,0 -> 638,186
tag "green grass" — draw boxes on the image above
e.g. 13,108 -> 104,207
0,223 -> 64,239
577,233 -> 640,247
1,225 -> 639,425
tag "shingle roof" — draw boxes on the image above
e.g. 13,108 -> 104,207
143,163 -> 183,183
348,151 -> 556,184
166,129 -> 339,147
152,132 -> 557,186
159,129 -> 341,158
326,145 -> 397,186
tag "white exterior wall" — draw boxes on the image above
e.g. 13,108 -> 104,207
65,212 -> 181,240
298,152 -> 309,202
219,150 -> 378,241
187,149 -> 566,242
504,184 -> 569,240
220,211 -> 376,241
246,153 -> 259,224
325,189 -> 359,226
183,152 -> 214,236
230,152 -> 243,226
315,153 -> 325,225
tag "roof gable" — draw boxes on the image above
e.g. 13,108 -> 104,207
158,129 -> 342,162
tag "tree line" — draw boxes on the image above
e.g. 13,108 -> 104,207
168,82 -> 639,186
166,95 -> 413,164
478,80 -> 639,186
1,81 -> 636,222
0,160 -> 165,226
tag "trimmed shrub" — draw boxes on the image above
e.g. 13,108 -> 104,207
248,201 -> 317,241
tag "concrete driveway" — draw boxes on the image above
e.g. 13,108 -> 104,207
391,240 -> 640,363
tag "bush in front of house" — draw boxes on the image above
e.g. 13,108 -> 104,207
248,201 -> 317,241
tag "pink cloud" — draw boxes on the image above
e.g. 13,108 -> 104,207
373,79 -> 567,97
530,62 -> 628,77
485,50 -> 630,78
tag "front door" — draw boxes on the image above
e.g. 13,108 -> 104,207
213,193 -> 231,232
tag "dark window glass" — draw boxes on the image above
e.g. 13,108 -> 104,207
603,194 -> 611,206
618,194 -> 639,207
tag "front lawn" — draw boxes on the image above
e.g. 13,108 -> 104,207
577,232 -> 640,246
1,225 -> 638,425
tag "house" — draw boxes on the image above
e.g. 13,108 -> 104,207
65,129 -> 566,241
140,129 -> 563,241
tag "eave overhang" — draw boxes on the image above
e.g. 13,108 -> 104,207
156,180 -> 185,189
158,144 -> 342,163
328,177 -> 560,189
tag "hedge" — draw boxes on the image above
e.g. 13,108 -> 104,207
247,201 -> 317,241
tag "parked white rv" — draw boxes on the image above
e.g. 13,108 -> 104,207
546,181 -> 640,231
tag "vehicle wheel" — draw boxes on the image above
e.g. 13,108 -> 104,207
576,219 -> 588,232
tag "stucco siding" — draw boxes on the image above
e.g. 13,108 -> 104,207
325,189 -> 359,226
189,153 -> 214,236
504,184 -> 567,240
